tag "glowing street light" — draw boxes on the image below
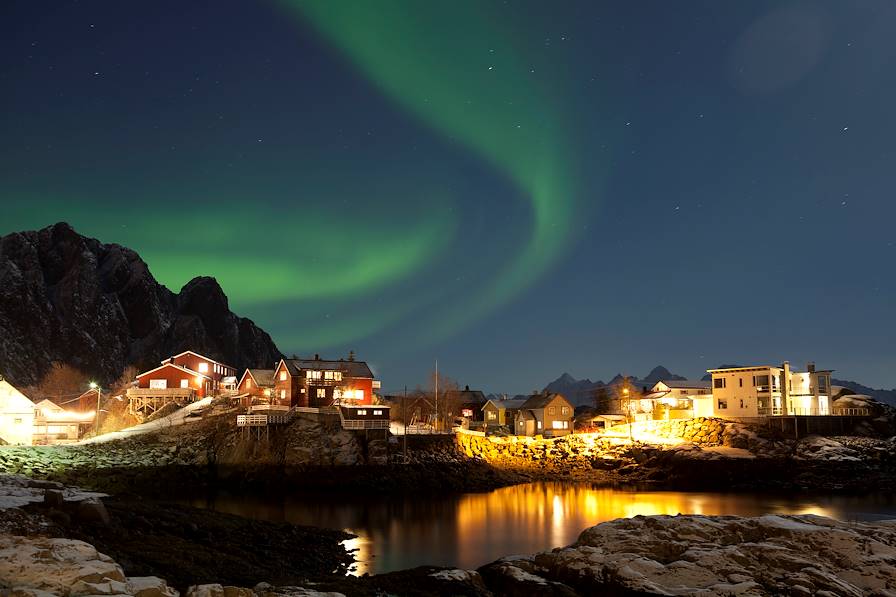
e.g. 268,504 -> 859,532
90,382 -> 101,436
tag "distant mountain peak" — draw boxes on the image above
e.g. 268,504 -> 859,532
644,365 -> 686,384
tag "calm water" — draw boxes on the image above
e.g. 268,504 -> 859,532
184,483 -> 896,575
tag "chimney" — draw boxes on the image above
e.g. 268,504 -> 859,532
314,354 -> 320,361
807,362 -> 816,373
465,385 -> 470,391
348,350 -> 355,362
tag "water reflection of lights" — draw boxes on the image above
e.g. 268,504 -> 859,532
186,483 -> 895,575
551,494 -> 565,547
342,530 -> 374,576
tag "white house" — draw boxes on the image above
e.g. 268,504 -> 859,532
707,362 -> 833,418
644,380 -> 714,419
32,399 -> 93,444
0,377 -> 36,446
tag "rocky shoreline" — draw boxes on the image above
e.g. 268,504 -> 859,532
2,413 -> 895,498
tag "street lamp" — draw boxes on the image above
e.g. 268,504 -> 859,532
623,386 -> 634,444
90,382 -> 101,436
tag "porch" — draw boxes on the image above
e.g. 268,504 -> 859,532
126,387 -> 197,418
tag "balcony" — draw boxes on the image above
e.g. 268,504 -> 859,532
126,387 -> 196,399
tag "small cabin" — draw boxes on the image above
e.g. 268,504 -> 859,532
339,405 -> 390,430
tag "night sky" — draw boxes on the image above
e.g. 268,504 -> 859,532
3,1 -> 895,393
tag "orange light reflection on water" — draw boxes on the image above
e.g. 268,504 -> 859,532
185,482 -> 895,575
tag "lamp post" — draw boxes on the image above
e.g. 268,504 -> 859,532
623,386 -> 634,444
90,382 -> 101,436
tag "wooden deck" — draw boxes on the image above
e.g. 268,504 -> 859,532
126,387 -> 197,418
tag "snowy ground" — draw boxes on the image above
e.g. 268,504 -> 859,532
79,398 -> 213,445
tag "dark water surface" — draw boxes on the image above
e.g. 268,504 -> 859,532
184,483 -> 896,575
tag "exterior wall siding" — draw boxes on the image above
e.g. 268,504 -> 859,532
136,364 -> 209,397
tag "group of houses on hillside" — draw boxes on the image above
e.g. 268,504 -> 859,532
436,360 -> 865,437
128,350 -> 390,432
0,354 -> 869,446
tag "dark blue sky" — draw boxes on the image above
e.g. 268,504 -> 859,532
2,1 -> 894,393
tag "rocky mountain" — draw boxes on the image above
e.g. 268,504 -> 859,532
0,223 -> 283,387
543,373 -> 603,405
544,365 -> 689,407
643,365 -> 686,385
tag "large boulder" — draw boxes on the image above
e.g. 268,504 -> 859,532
0,536 -> 125,595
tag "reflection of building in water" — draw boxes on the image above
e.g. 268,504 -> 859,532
454,483 -> 842,569
181,483 -> 853,575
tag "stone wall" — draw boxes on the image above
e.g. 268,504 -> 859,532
453,431 -> 630,475
629,417 -> 728,445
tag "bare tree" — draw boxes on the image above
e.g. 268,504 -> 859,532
31,363 -> 89,404
429,369 -> 459,431
593,386 -> 613,413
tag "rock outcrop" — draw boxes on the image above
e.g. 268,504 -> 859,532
0,222 -> 282,386
0,534 -> 178,597
480,514 -> 896,595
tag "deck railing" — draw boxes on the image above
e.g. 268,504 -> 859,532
832,407 -> 871,416
340,418 -> 389,430
236,414 -> 268,427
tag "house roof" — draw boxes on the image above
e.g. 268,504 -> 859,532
136,362 -> 213,380
445,386 -> 487,404
520,393 -> 571,410
280,358 -> 374,379
482,398 -> 527,411
707,365 -> 778,373
593,414 -> 626,421
164,350 -> 235,369
657,380 -> 711,389
34,399 -> 63,412
0,379 -> 36,412
241,369 -> 275,387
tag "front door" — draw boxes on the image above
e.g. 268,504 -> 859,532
524,419 -> 536,436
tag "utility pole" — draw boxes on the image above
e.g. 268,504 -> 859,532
434,360 -> 439,433
90,382 -> 101,436
403,385 -> 408,459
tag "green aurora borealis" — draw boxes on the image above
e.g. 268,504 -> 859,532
288,0 -> 582,339
3,1 -> 590,354
8,1 -> 894,392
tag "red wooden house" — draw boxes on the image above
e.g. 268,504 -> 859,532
161,351 -> 238,392
127,351 -> 237,417
271,353 -> 378,408
236,368 -> 275,406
